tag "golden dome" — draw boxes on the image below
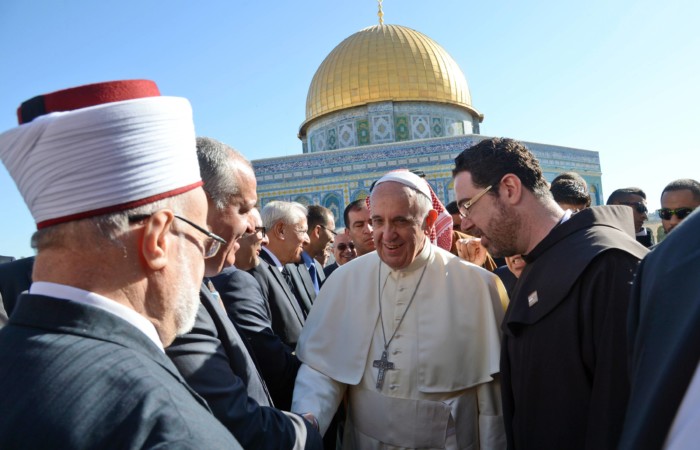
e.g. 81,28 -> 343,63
301,24 -> 480,135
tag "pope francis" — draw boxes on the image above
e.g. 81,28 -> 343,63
292,170 -> 507,449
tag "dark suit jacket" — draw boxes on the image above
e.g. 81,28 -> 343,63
0,256 -> 34,316
211,267 -> 301,410
0,293 -> 241,449
250,251 -> 306,348
289,257 -> 319,315
619,210 -> 700,450
167,283 -> 320,449
323,261 -> 339,278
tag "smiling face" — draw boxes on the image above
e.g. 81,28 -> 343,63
453,171 -> 522,258
282,217 -> 310,264
204,165 -> 257,277
233,207 -> 267,270
370,182 -> 432,270
334,232 -> 357,266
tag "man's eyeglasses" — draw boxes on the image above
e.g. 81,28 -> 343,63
335,242 -> 356,252
657,207 -> 695,221
618,202 -> 648,214
319,224 -> 338,236
458,185 -> 493,219
129,214 -> 227,258
254,226 -> 266,238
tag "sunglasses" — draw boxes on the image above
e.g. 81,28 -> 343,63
335,243 -> 356,252
618,201 -> 648,214
657,207 -> 695,221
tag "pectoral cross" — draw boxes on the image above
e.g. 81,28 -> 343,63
372,350 -> 394,389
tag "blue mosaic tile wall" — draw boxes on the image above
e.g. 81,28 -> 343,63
253,134 -> 602,228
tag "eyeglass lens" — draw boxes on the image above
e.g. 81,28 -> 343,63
336,243 -> 355,251
658,207 -> 694,220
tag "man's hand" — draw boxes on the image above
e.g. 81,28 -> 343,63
301,412 -> 319,431
456,237 -> 487,267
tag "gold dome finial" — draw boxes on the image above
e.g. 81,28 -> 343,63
378,0 -> 384,25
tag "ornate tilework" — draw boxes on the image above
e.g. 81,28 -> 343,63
327,128 -> 338,150
395,116 -> 409,141
411,115 -> 430,139
431,117 -> 444,137
312,130 -> 327,152
294,195 -> 311,206
338,122 -> 356,148
357,119 -> 370,145
371,114 -> 394,143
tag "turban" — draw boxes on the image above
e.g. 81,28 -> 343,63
0,80 -> 202,229
368,169 -> 453,251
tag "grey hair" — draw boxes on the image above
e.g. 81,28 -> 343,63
196,136 -> 251,211
261,201 -> 308,229
31,194 -> 189,251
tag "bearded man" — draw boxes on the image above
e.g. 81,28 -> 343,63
453,137 -> 648,450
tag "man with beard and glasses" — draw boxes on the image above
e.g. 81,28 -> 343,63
0,80 -> 240,448
452,137 -> 648,450
293,170 -> 507,449
166,138 -> 322,449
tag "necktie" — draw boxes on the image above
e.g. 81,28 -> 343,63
308,263 -> 320,294
281,267 -> 297,296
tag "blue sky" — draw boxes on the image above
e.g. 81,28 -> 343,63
1,0 -> 698,258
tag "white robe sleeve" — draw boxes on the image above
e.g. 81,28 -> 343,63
292,363 -> 347,436
477,375 -> 506,450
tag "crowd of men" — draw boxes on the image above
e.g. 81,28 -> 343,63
0,79 -> 698,450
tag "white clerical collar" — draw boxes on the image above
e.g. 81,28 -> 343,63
29,281 -> 164,352
262,247 -> 284,271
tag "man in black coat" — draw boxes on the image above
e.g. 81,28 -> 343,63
166,137 -> 321,449
619,209 -> 700,449
0,80 -> 241,448
453,138 -> 648,450
211,206 -> 301,411
250,201 -> 311,348
0,256 -> 34,317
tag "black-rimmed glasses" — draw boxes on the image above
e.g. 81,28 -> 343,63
129,214 -> 227,258
254,226 -> 266,238
335,242 -> 356,252
458,185 -> 493,219
657,207 -> 695,221
319,224 -> 338,236
618,201 -> 648,214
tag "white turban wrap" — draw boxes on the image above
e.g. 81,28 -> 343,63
0,88 -> 201,229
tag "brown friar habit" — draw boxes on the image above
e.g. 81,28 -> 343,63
501,205 -> 648,450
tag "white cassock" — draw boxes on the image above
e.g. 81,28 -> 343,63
293,243 -> 508,449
